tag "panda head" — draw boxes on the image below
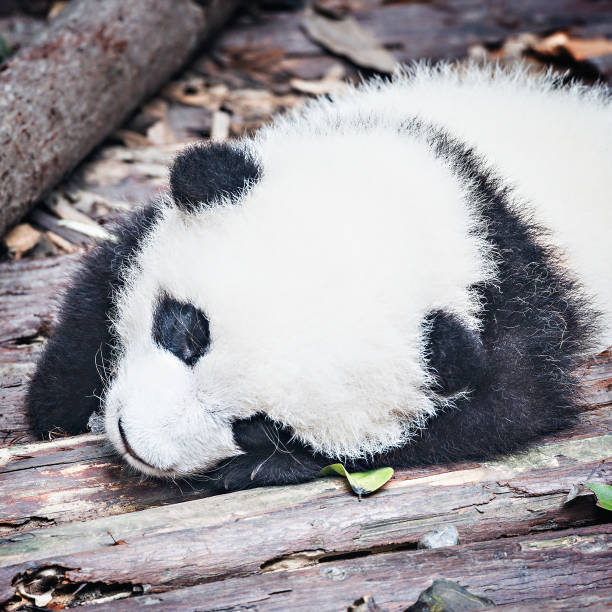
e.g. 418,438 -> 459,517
104,135 -> 487,478
104,142 -> 263,476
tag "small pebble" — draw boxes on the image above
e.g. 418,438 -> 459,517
417,525 -> 459,549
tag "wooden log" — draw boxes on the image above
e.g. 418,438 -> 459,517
1,428 -> 609,597
78,526 -> 612,611
0,404 -> 609,537
0,0 -> 242,237
0,434 -> 213,537
2,524 -> 610,610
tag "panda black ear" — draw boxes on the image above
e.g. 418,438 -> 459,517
169,142 -> 261,212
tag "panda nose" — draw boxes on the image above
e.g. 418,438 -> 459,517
118,418 -> 155,468
152,294 -> 211,367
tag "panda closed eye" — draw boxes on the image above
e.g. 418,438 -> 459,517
152,293 -> 211,367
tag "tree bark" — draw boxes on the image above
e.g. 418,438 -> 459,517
0,0 -> 241,237
1,424 -> 610,597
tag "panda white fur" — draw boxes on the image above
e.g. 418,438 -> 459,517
27,64 -> 612,490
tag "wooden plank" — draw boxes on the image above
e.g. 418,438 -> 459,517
494,589 -> 612,611
578,349 -> 612,408
3,525 -> 611,610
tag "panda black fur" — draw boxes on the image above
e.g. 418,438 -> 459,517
27,64 -> 611,492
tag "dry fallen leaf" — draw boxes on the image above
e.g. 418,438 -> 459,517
46,193 -> 103,227
290,63 -> 348,95
3,223 -> 41,259
302,7 -> 397,73
115,129 -> 153,149
534,32 -> 612,61
45,230 -> 78,254
48,1 -> 68,20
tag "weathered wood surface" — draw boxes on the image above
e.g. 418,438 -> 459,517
0,255 -> 75,445
0,435 -> 213,536
1,423 -> 610,606
0,404 -> 610,537
81,526 -> 612,611
0,0 -> 241,237
2,523 -> 610,610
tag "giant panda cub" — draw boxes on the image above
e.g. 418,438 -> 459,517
27,64 -> 612,491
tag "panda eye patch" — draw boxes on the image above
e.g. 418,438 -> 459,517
152,294 -> 210,367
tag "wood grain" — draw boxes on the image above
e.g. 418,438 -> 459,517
3,525 -> 611,610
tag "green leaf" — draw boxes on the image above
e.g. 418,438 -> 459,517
0,35 -> 12,62
318,463 -> 393,499
584,482 -> 612,511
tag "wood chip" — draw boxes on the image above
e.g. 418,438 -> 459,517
48,1 -> 68,20
146,119 -> 177,146
210,110 -> 231,142
223,44 -> 286,72
115,129 -> 154,149
56,219 -> 112,241
223,89 -> 302,121
3,223 -> 41,259
29,208 -> 93,245
302,8 -> 397,73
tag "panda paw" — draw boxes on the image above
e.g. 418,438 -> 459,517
204,414 -> 325,492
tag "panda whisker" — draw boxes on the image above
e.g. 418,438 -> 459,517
262,422 -> 292,456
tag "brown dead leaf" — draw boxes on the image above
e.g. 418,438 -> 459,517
46,193 -> 101,226
302,7 -> 397,73
141,98 -> 169,120
223,89 -> 302,121
468,34 -> 546,74
45,230 -> 78,254
3,223 -> 41,259
534,32 -> 612,61
48,1 -> 68,20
